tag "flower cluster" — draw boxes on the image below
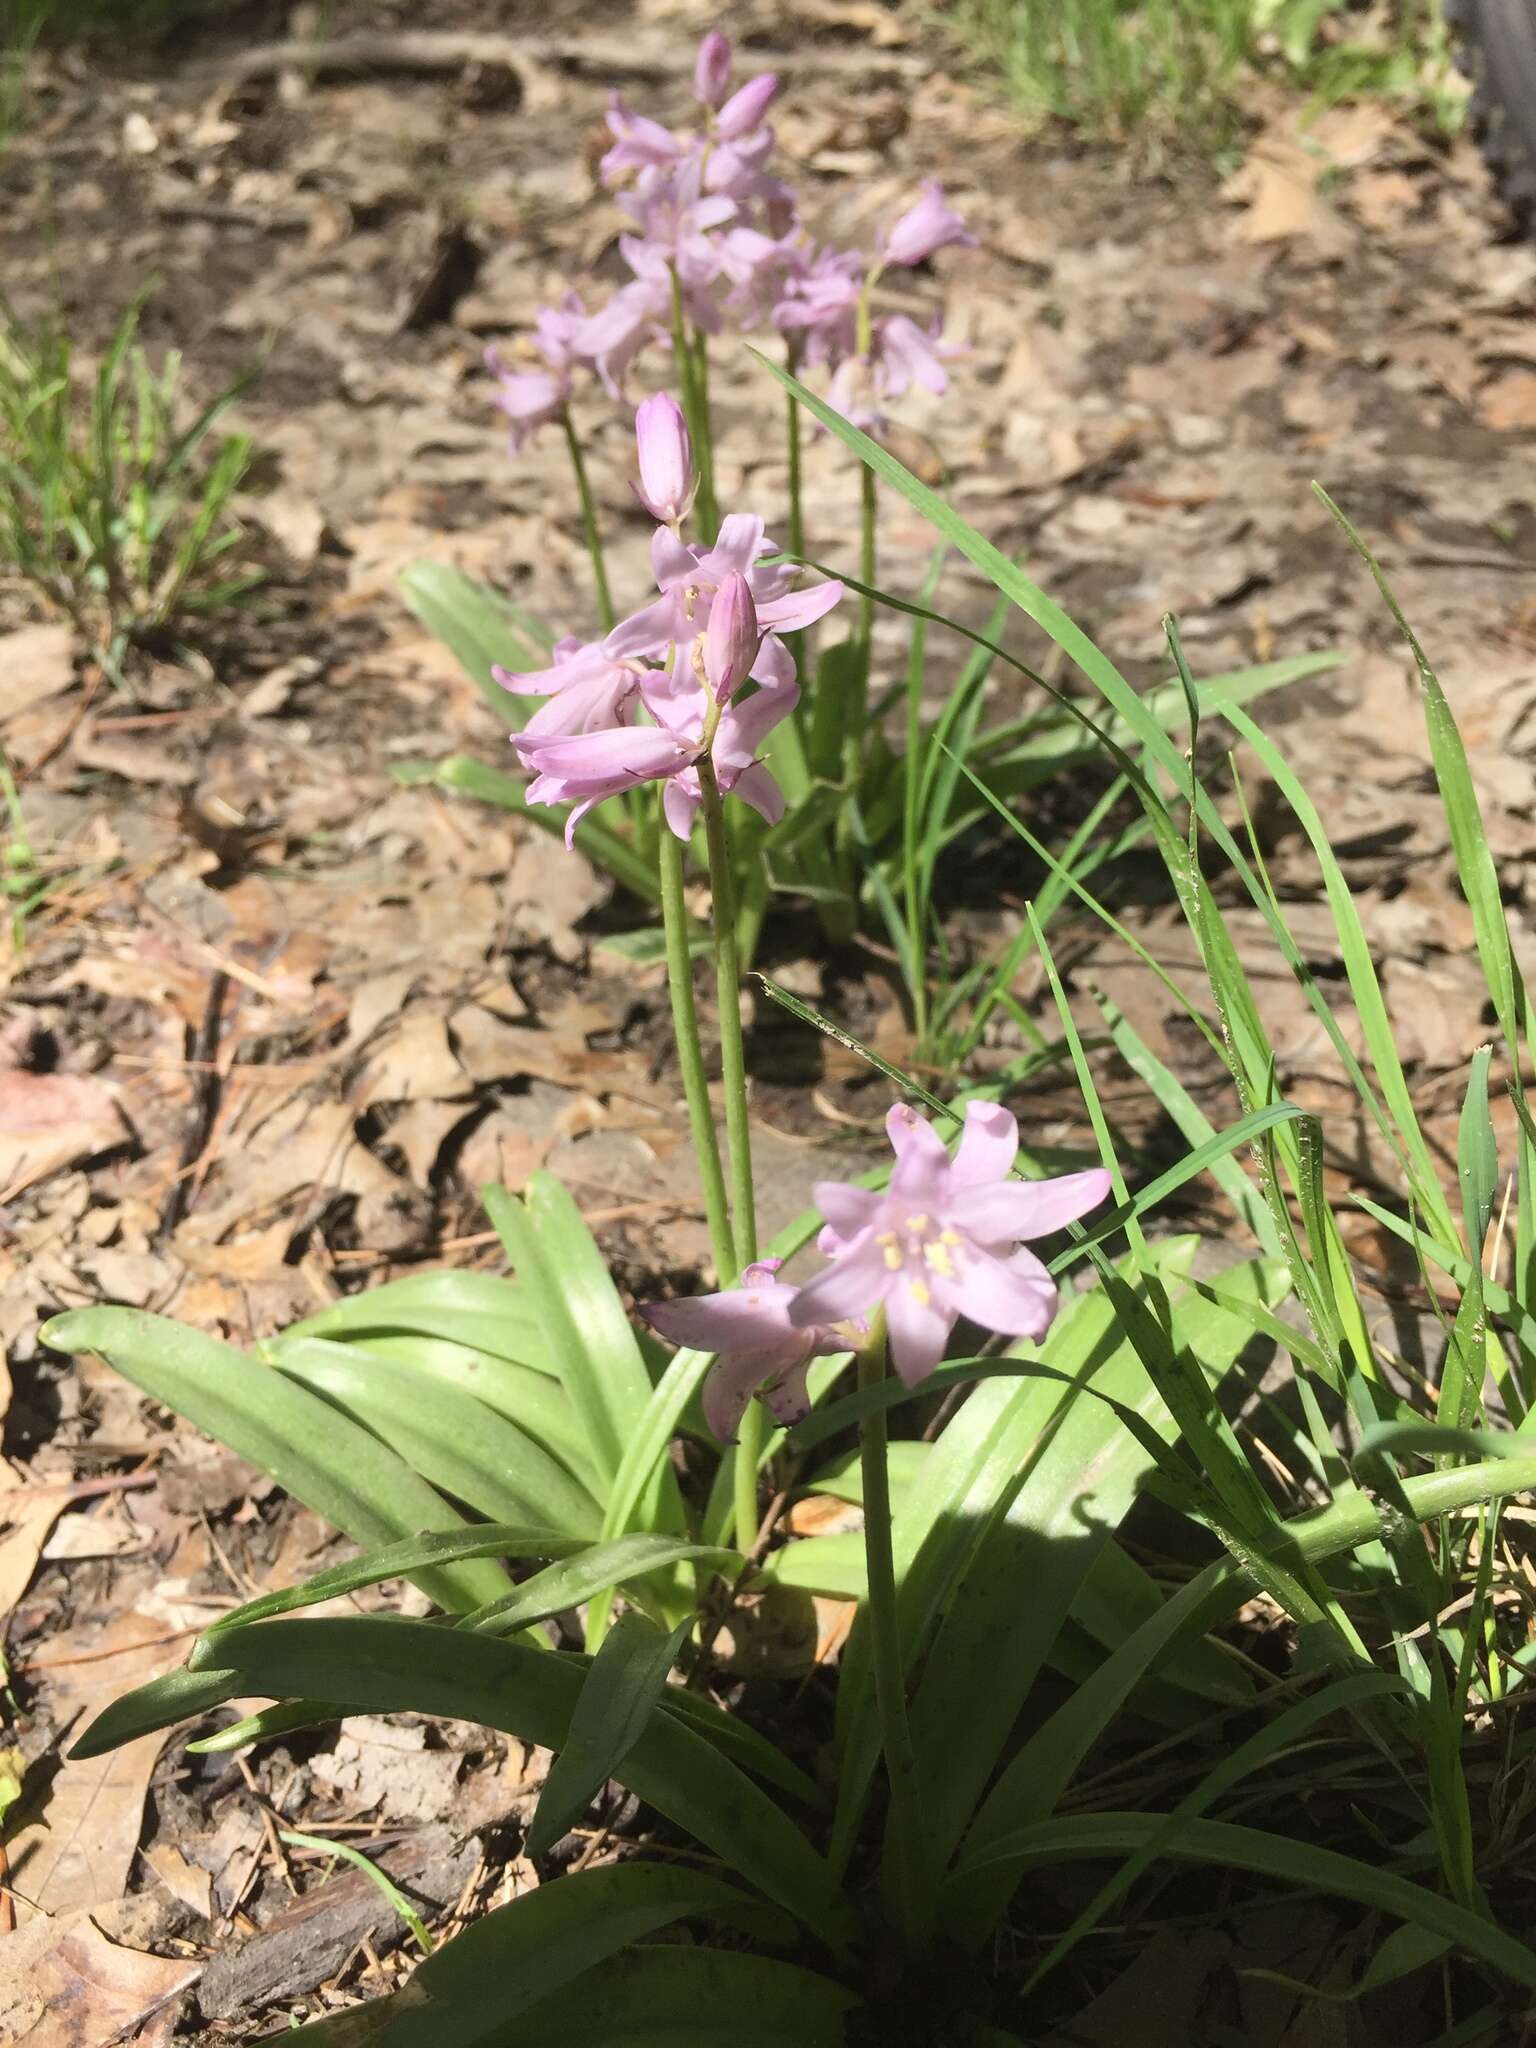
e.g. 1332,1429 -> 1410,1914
497,395 -> 844,841
645,1102 -> 1112,1439
485,30 -> 974,447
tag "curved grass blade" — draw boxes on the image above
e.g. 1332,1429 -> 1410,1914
482,1945 -> 855,2047
527,1613 -> 690,1859
953,1812 -> 1536,1991
463,1536 -> 738,1638
204,1524 -> 578,1637
74,1617 -> 856,1947
279,1864 -> 769,2045
41,1308 -> 510,1614
273,1338 -> 601,1536
280,1828 -> 434,1956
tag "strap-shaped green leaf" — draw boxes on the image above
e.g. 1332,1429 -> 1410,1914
398,558 -> 552,717
279,1865 -> 774,2045
463,1536 -> 738,1638
528,1613 -> 690,1858
41,1308 -> 509,1614
272,1337 -> 600,1536
950,1812 -> 1536,1991
73,1618 -> 856,1948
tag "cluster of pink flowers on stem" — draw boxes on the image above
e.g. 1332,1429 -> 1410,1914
484,30 -> 974,447
645,1102 -> 1112,1440
497,394 -> 843,842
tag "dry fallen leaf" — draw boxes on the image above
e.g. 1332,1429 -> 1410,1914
1478,370 -> 1536,430
0,1040 -> 127,1200
6,1613 -> 197,1922
0,623 -> 75,726
0,1911 -> 198,2046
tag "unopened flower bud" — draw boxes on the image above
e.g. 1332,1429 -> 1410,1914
703,572 -> 762,703
693,30 -> 732,108
715,71 -> 779,141
633,393 -> 696,525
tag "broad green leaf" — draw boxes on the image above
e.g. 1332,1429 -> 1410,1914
463,1536 -> 738,1637
528,1613 -> 690,1858
951,1813 -> 1536,1991
398,559 -> 551,717
272,1338 -> 601,1536
41,1309 -> 509,1614
487,1945 -> 855,2046
277,1271 -> 546,1367
74,1618 -> 856,1946
204,1524 -> 580,1636
280,1865 -> 770,2046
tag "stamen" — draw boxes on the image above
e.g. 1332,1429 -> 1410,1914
923,1242 -> 955,1277
905,1213 -> 930,1233
883,1245 -> 903,1271
909,1279 -> 932,1306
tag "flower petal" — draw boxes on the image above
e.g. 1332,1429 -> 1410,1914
758,1354 -> 817,1429
949,1101 -> 1018,1188
788,1232 -> 889,1326
755,579 -> 844,634
949,1167 -> 1113,1246
705,512 -> 766,575
605,595 -> 678,659
643,1280 -> 797,1352
885,1103 -> 950,1196
728,761 -> 785,826
702,1346 -> 786,1443
886,1278 -> 953,1386
947,1244 -> 1057,1340
813,1181 -> 881,1239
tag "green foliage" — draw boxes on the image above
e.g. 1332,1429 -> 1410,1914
941,0 -> 1463,152
0,297 -> 261,671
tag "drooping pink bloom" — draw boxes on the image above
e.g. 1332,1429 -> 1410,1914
789,1103 -> 1112,1385
772,246 -> 865,368
485,292 -> 586,451
693,30 -> 732,108
702,570 -> 763,703
643,1259 -> 853,1441
600,93 -> 688,183
604,515 -> 843,685
719,223 -> 806,325
634,393 -> 696,525
715,71 -> 779,142
825,313 -> 960,433
494,637 -> 643,739
572,276 -> 670,398
510,655 -> 798,844
881,181 -> 976,268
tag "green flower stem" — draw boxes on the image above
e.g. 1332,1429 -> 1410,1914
698,755 -> 762,1550
561,410 -> 614,634
657,798 -> 735,1285
858,1313 -> 932,1949
668,269 -> 718,545
849,461 -> 877,778
786,378 -> 804,563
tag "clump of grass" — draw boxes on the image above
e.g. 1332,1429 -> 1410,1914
0,296 -> 263,677
941,0 -> 1462,155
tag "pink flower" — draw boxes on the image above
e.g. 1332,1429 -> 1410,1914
694,30 -> 732,108
715,72 -> 779,142
826,314 -> 960,433
772,246 -> 865,368
485,292 -> 586,450
510,657 -> 798,844
634,393 -> 696,525
494,637 -> 643,738
881,181 -> 976,268
601,93 -> 688,182
788,1103 -> 1112,1385
702,570 -> 762,702
643,1259 -> 852,1441
604,514 -> 843,685
573,278 -> 669,398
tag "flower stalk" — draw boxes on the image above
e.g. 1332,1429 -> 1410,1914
856,1311 -> 932,1950
560,409 -> 615,633
657,793 -> 735,1284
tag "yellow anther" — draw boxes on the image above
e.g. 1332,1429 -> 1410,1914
939,1229 -> 962,1246
875,1230 -> 897,1246
923,1241 -> 955,1277
909,1279 -> 932,1307
883,1245 -> 903,1271
905,1213 -> 930,1233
